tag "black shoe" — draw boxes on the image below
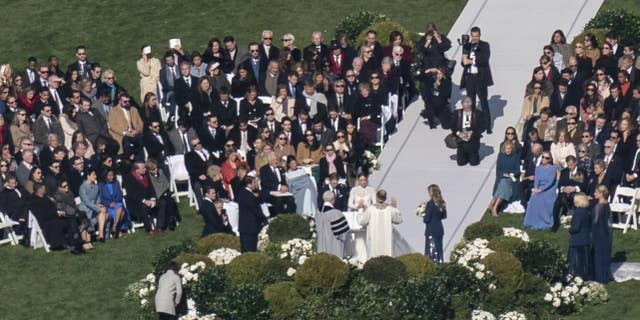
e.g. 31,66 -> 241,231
487,128 -> 493,134
71,247 -> 85,255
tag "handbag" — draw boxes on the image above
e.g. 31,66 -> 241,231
444,133 -> 461,149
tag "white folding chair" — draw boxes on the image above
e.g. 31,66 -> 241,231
27,211 -> 50,252
258,96 -> 273,105
167,155 -> 197,209
610,187 -> 639,233
389,93 -> 399,120
0,211 -> 22,246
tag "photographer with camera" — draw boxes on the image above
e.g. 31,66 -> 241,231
460,26 -> 494,134
416,23 -> 452,126
451,96 -> 484,166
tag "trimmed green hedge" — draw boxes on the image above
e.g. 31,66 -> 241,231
464,220 -> 503,241
586,9 -> 640,46
294,253 -> 349,293
267,214 -> 311,243
362,256 -> 408,286
396,253 -> 436,279
196,233 -> 241,254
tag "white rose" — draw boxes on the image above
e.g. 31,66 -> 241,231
280,252 -> 288,259
475,271 -> 485,280
146,273 -> 156,283
552,299 -> 561,307
476,263 -> 485,271
575,277 -> 583,285
544,293 -> 553,301
287,268 -> 296,277
488,283 -> 496,290
149,285 -> 156,292
140,298 -> 148,307
298,255 -> 308,265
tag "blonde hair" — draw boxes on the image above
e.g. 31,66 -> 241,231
573,192 -> 590,208
596,185 -> 610,199
207,164 -> 222,181
428,184 -> 446,211
101,69 -> 115,82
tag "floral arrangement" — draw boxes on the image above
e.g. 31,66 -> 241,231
450,238 -> 496,289
207,248 -> 241,265
343,255 -> 365,269
560,215 -> 572,229
178,261 -> 207,285
502,227 -> 530,242
498,311 -> 527,320
362,150 -> 380,170
415,201 -> 427,217
471,309 -> 496,320
178,298 -> 217,320
280,238 -> 314,264
125,273 -> 157,310
544,274 -> 608,314
257,224 -> 270,251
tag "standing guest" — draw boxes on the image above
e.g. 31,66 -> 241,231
587,160 -> 611,197
348,173 -> 376,212
592,185 -> 612,284
136,45 -> 161,102
489,142 -> 520,216
316,190 -> 350,258
237,176 -> 267,252
357,189 -> 402,258
100,170 -> 126,238
155,262 -> 182,320
200,185 -> 232,237
423,184 -> 446,263
568,193 -> 593,280
452,96 -> 484,166
460,26 -> 494,133
552,156 -> 587,231
317,173 -> 349,211
421,66 -> 452,129
524,151 -> 558,230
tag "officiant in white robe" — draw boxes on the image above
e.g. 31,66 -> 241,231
357,190 -> 403,258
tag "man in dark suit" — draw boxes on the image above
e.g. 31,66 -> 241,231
0,174 -> 28,236
241,42 -> 267,84
559,69 -> 583,109
184,138 -> 211,207
259,30 -> 279,61
604,84 -> 627,121
259,152 -> 296,215
460,26 -> 494,134
304,31 -> 329,70
174,62 -> 198,118
259,108 -> 281,136
521,142 -> 543,204
76,97 -> 111,146
622,136 -> 640,188
279,117 -> 296,148
167,118 -> 198,155
606,31 -> 624,58
213,87 -> 238,129
32,105 -> 64,147
66,45 -> 91,81
33,64 -> 50,92
123,161 -> 158,235
590,115 -> 612,147
229,118 -> 257,153
451,97 -> 484,166
143,120 -> 174,164
67,156 -> 86,197
22,57 -> 38,85
38,134 -> 61,168
552,156 -> 588,231
223,35 -> 249,74
326,80 -> 355,123
361,30 -> 384,67
159,52 -> 180,115
327,40 -> 346,78
549,79 -> 574,117
597,139 -> 624,188
317,173 -> 349,211
200,185 -> 233,237
238,176 -> 267,252
197,115 -> 226,161
291,110 -> 311,147
325,106 -> 347,132
311,116 -> 335,147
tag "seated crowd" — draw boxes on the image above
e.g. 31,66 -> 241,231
489,30 -> 640,284
0,25 -> 441,255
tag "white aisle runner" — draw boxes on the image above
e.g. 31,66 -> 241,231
369,0 -> 604,259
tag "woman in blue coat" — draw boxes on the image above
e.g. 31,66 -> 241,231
592,185 -> 612,283
568,193 -> 592,280
423,184 -> 447,263
99,169 -> 125,238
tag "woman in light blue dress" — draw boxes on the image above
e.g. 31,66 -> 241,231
524,151 -> 558,230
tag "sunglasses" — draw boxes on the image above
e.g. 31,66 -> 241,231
596,73 -> 604,76
604,145 -> 612,148
346,74 -> 355,77
578,150 -> 587,153
582,135 -> 590,138
23,143 -> 33,146
265,112 -> 273,116
18,113 -> 26,116
281,39 -> 292,42
250,49 -> 259,53
506,132 -> 515,135
278,137 -> 286,140
569,64 -> 577,68
226,144 -> 235,147
0,164 -> 7,167
60,184 -> 69,188
586,88 -> 595,92
542,156 -> 551,160
263,37 -> 272,40
337,135 -> 345,138
370,76 -> 379,79
567,122 -> 576,125
544,51 -> 552,54
152,125 -> 160,129
335,84 -> 345,87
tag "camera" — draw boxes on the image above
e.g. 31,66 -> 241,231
458,34 -> 470,46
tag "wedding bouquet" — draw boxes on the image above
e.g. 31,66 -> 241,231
502,227 -> 530,242
362,150 -> 380,170
280,238 -> 314,264
207,247 -> 241,265
415,201 -> 427,217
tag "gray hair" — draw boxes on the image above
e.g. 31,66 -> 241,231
282,33 -> 295,42
381,57 -> 393,66
322,190 -> 335,203
392,45 -> 404,54
262,30 -> 273,38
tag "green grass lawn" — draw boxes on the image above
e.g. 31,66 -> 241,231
600,0 -> 640,15
482,212 -> 640,320
0,0 -> 466,101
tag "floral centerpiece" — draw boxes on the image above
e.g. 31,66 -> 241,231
280,238 -> 314,264
362,150 -> 380,171
207,248 -> 241,265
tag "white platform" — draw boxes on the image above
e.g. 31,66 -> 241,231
369,0 -> 604,259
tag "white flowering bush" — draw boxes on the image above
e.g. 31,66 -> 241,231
560,215 -> 572,229
502,227 -> 530,242
207,248 -> 241,265
415,201 -> 427,217
279,238 -> 314,264
471,309 -> 496,320
258,224 -> 270,251
545,274 -> 608,314
343,256 -> 365,269
178,261 -> 207,285
450,238 -> 497,289
125,273 -> 157,312
498,311 -> 526,320
178,298 -> 218,320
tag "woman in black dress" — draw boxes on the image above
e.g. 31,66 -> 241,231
423,184 -> 447,263
568,193 -> 592,280
421,66 -> 452,129
592,185 -> 612,283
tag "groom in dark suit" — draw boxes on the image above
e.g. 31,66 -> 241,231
238,176 -> 267,252
259,152 -> 296,215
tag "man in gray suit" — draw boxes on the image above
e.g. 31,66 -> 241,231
77,97 -> 110,145
167,118 -> 198,155
92,89 -> 112,121
16,150 -> 35,187
223,35 -> 248,74
160,52 -> 180,115
32,105 -> 64,147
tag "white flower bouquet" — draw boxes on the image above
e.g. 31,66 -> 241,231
560,215 -> 572,229
502,227 -> 530,242
207,247 -> 241,265
362,150 -> 380,170
125,272 -> 157,311
415,201 -> 427,217
280,238 -> 314,264
178,261 -> 207,285
545,274 -> 607,313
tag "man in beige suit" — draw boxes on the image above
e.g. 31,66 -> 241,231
108,94 -> 145,158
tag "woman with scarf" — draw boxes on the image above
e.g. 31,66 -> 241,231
319,143 -> 345,185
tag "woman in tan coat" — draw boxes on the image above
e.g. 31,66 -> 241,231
273,132 -> 295,161
296,129 -> 323,164
136,46 -> 161,102
9,108 -> 33,147
517,81 -> 549,138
